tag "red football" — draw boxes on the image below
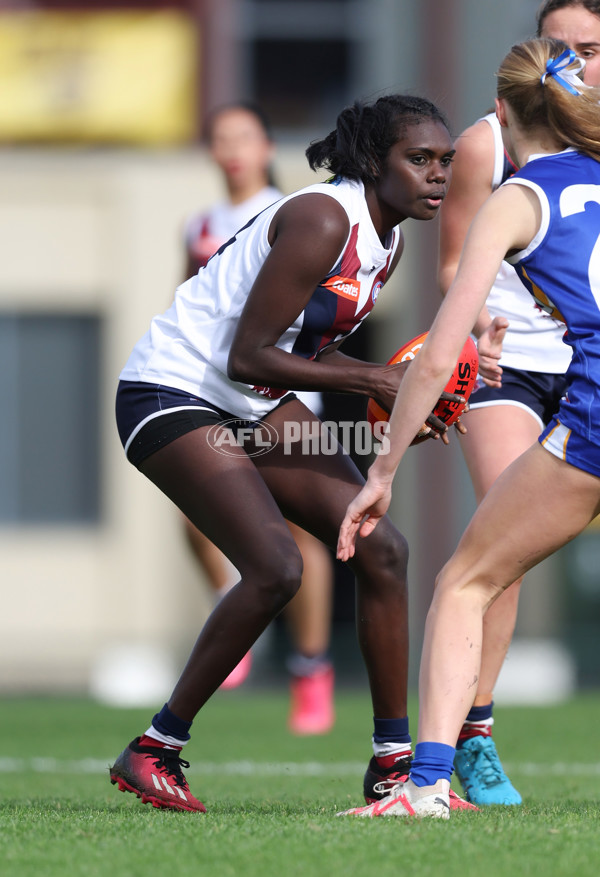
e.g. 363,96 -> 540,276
367,331 -> 479,441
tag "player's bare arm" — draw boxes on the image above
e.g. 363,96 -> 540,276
337,182 -> 540,560
438,118 -> 497,336
229,194 -> 406,406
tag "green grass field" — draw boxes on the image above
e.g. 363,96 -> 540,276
1,690 -> 599,877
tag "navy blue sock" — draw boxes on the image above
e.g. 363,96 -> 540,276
465,702 -> 493,723
373,716 -> 411,745
152,703 -> 192,742
410,742 -> 455,787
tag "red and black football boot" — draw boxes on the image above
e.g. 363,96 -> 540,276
109,736 -> 206,813
363,754 -> 412,803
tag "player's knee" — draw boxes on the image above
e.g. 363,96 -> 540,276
434,562 -> 500,609
354,524 -> 408,584
373,525 -> 408,573
274,550 -> 304,605
250,546 -> 303,611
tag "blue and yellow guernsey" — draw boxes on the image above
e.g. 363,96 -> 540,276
476,112 -> 570,373
505,149 -> 600,443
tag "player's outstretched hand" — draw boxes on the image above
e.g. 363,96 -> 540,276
478,316 -> 509,387
337,476 -> 392,561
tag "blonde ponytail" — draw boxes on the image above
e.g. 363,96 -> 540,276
497,38 -> 600,162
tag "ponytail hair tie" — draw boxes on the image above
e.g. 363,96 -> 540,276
541,48 -> 586,95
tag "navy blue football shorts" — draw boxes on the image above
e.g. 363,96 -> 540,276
468,366 -> 568,430
116,380 -> 297,468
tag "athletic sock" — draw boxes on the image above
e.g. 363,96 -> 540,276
286,651 -> 332,678
139,733 -> 182,751
142,703 -> 192,750
410,741 -> 455,787
372,716 -> 412,764
458,702 -> 494,745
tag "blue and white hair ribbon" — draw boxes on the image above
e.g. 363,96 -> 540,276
541,48 -> 586,95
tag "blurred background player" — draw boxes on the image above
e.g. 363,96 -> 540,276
182,101 -> 335,735
436,0 -> 600,805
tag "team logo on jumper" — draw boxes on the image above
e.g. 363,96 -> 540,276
521,267 -> 566,323
371,280 -> 383,303
323,275 -> 361,301
252,384 -> 288,400
206,419 -> 279,457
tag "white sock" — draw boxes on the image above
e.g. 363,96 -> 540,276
143,726 -> 188,749
372,740 -> 412,760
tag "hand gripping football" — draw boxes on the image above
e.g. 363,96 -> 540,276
367,331 -> 479,441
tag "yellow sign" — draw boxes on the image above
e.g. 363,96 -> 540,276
0,10 -> 198,145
